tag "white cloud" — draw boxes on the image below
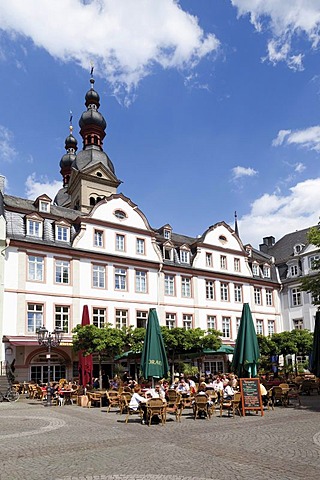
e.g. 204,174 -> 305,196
238,178 -> 320,247
273,125 -> 320,151
25,174 -> 61,201
0,125 -> 17,163
294,162 -> 305,173
231,0 -> 320,69
0,0 -> 219,103
272,129 -> 291,146
232,166 -> 258,179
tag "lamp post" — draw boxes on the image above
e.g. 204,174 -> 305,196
37,326 -> 63,407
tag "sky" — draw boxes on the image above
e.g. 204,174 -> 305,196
1,0 -> 320,248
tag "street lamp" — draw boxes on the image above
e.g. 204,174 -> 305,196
37,326 -> 63,406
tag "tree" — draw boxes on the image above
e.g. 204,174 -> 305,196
121,326 -> 146,380
300,224 -> 320,306
73,324 -> 124,388
257,334 -> 278,372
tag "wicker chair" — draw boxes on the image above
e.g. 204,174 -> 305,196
220,392 -> 242,418
193,394 -> 209,420
146,398 -> 166,426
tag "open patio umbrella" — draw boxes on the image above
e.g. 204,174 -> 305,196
310,311 -> 320,378
140,308 -> 169,381
78,305 -> 93,388
231,303 -> 260,378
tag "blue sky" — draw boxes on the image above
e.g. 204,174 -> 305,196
1,0 -> 320,248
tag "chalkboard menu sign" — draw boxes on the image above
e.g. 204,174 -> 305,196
239,378 -> 264,416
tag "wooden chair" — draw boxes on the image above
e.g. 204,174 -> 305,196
287,386 -> 302,406
165,392 -> 182,422
146,398 -> 166,426
119,392 -> 132,414
123,397 -> 144,424
273,386 -> 288,406
106,390 -> 120,413
87,391 -> 102,408
36,386 -> 46,401
193,394 -> 209,420
220,392 -> 242,418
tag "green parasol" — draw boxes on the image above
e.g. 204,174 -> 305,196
140,308 -> 169,380
231,303 -> 260,378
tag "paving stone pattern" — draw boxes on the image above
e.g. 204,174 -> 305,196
0,395 -> 319,480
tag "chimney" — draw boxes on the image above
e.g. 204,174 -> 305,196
259,236 -> 275,253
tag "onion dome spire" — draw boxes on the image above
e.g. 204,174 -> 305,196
59,117 -> 78,187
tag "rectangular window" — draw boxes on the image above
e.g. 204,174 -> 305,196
93,308 -> 106,328
180,250 -> 189,263
222,317 -> 230,338
291,288 -> 302,306
206,280 -> 214,300
55,260 -> 70,284
252,264 -> 259,276
55,305 -> 69,333
136,238 -> 145,255
254,287 -> 262,305
115,309 -> 127,329
166,313 -> 176,329
56,226 -> 69,242
204,361 -> 223,375
116,234 -> 125,251
135,270 -> 147,293
266,289 -> 273,306
293,318 -> 303,330
93,264 -> 106,289
94,230 -> 103,247
181,277 -> 191,298
164,248 -> 173,260
267,320 -> 275,336
28,255 -> 44,281
164,275 -> 175,296
39,201 -> 49,212
256,319 -> 263,335
220,255 -> 227,270
290,265 -> 298,276
183,314 -> 192,330
27,303 -> 43,333
137,310 -> 148,328
206,253 -> 212,267
309,256 -> 319,270
263,265 -> 270,278
236,317 -> 241,334
234,284 -> 242,303
115,268 -> 127,290
234,258 -> 240,272
207,315 -> 216,330
27,219 -> 41,237
164,229 -> 171,239
220,282 -> 229,301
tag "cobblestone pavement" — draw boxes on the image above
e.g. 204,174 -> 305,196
0,394 -> 320,480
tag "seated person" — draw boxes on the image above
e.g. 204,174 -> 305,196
176,378 -> 190,395
260,383 -> 268,406
129,385 -> 148,424
93,377 -> 99,389
145,383 -> 165,400
223,381 -> 235,400
212,376 -> 224,398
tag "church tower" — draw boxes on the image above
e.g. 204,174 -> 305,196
54,72 -> 121,212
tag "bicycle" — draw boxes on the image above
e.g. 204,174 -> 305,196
0,386 -> 20,402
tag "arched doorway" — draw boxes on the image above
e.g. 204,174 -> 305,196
29,350 -> 69,384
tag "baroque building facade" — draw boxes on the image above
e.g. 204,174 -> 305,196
0,75 -> 282,382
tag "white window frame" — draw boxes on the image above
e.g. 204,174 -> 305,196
207,315 -> 216,330
183,314 -> 192,330
254,287 -> 262,305
55,259 -> 70,284
135,270 -> 147,293
181,277 -> 191,298
115,309 -> 128,329
234,284 -> 242,303
116,234 -> 125,251
222,317 -> 231,338
263,265 -> 270,278
206,253 -> 212,267
234,258 -> 240,272
93,308 -> 106,328
137,310 -> 148,328
267,320 -> 275,336
94,230 -> 104,247
256,319 -> 263,335
166,313 -> 176,329
56,225 -> 69,242
93,264 -> 106,289
180,250 -> 189,264
220,255 -> 227,270
266,289 -> 273,306
291,288 -> 302,306
290,265 -> 298,277
220,282 -> 229,301
28,255 -> 44,281
115,268 -> 127,291
27,219 -> 42,237
252,263 -> 259,276
293,318 -> 303,330
136,238 -> 145,255
164,275 -> 175,296
55,305 -> 70,333
27,303 -> 43,334
206,280 -> 214,300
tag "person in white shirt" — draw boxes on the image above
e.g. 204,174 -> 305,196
176,379 -> 190,395
145,384 -> 165,400
129,385 -> 148,424
223,382 -> 235,400
212,376 -> 224,396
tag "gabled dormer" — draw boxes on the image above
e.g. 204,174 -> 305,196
25,212 -> 43,238
34,194 -> 52,214
163,240 -> 174,261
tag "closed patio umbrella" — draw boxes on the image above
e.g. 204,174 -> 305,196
140,308 -> 169,381
310,311 -> 320,378
231,303 -> 260,378
78,305 -> 93,388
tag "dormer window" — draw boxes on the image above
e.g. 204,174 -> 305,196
26,214 -> 43,238
39,200 -> 50,213
164,247 -> 173,261
164,229 -> 171,240
180,250 -> 190,263
290,265 -> 299,277
309,255 -> 319,270
263,265 -> 270,278
55,221 -> 70,242
294,244 -> 304,255
252,263 -> 259,276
